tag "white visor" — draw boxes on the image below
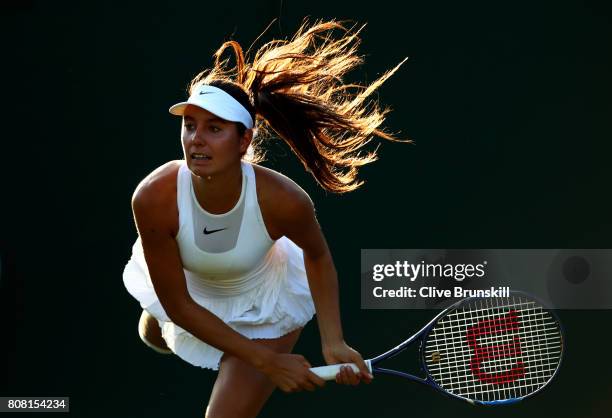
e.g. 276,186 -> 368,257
168,84 -> 254,129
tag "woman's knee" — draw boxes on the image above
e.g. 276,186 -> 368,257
137,310 -> 172,354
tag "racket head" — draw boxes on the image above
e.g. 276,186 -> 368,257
420,292 -> 564,405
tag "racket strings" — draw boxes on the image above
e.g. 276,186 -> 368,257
424,295 -> 562,402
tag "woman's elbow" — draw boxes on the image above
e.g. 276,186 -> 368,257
160,296 -> 194,325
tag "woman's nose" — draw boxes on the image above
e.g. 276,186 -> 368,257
192,127 -> 207,145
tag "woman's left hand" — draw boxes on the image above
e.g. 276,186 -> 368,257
322,341 -> 373,386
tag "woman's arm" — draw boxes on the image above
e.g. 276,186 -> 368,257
131,173 -> 324,392
272,186 -> 373,384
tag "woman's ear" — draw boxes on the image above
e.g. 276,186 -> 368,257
239,128 -> 254,154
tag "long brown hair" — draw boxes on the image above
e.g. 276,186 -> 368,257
186,19 -> 410,193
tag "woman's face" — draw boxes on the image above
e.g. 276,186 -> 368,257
181,105 -> 251,178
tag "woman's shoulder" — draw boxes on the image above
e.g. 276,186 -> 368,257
250,163 -> 312,203
250,162 -> 315,226
132,160 -> 183,209
249,163 -> 318,240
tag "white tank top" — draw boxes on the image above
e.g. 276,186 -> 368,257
175,160 -> 278,296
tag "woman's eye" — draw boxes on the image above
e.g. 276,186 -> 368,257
210,126 -> 221,133
184,124 -> 194,130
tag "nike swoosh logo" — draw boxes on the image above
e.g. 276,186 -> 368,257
199,91 -> 213,95
203,226 -> 227,235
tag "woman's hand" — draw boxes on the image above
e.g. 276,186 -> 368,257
258,352 -> 326,393
323,341 -> 373,385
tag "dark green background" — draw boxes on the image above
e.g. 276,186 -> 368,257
2,0 -> 611,417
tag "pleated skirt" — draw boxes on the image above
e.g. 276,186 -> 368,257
122,236 -> 316,370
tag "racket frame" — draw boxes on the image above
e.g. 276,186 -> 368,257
367,292 -> 564,405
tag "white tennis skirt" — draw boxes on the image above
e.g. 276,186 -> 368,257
122,236 -> 316,370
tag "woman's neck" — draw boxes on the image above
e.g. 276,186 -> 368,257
191,163 -> 243,214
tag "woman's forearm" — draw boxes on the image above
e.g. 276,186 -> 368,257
303,251 -> 344,346
171,301 -> 274,369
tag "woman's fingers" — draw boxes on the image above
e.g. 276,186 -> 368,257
335,365 -> 360,385
359,370 -> 373,384
354,361 -> 373,384
274,355 -> 325,393
333,363 -> 373,385
307,370 -> 326,388
346,351 -> 373,384
323,341 -> 373,386
347,366 -> 360,385
300,379 -> 317,392
345,350 -> 373,383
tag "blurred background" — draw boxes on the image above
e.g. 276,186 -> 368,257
1,0 -> 611,416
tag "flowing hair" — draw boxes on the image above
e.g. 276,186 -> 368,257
186,19 -> 410,193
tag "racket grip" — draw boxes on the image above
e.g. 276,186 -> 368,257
310,360 -> 372,380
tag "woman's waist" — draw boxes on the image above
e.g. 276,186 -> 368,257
184,244 -> 287,297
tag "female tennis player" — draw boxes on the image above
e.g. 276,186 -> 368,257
123,19 -> 407,418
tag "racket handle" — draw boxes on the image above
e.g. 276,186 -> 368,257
310,360 -> 372,380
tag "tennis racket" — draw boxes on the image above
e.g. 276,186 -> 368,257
311,293 -> 563,405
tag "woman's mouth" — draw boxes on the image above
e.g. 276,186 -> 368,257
191,153 -> 212,161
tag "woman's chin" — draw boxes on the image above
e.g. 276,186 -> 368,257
188,161 -> 214,177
